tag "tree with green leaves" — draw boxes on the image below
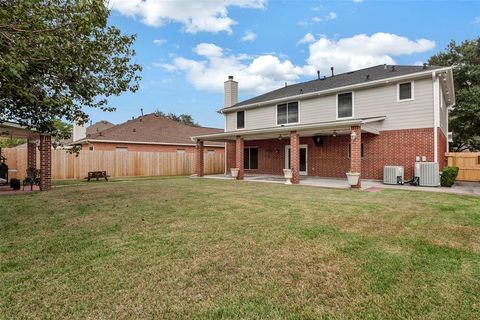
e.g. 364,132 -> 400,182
429,38 -> 480,151
0,0 -> 142,133
156,110 -> 199,127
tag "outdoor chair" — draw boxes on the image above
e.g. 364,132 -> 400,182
23,167 -> 40,191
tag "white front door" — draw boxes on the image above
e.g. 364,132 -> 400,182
285,144 -> 308,175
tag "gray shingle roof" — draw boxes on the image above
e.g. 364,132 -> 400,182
226,64 -> 444,110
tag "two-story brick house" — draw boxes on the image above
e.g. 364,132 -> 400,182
192,65 -> 455,187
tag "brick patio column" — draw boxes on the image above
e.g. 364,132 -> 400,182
350,126 -> 362,188
27,140 -> 37,169
39,134 -> 52,191
235,136 -> 244,180
290,131 -> 300,184
195,140 -> 204,177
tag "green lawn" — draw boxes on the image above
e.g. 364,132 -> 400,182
1,177 -> 480,319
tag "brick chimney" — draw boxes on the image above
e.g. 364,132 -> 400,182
224,75 -> 238,108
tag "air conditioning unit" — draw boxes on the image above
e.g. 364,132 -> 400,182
414,162 -> 440,187
383,166 -> 404,185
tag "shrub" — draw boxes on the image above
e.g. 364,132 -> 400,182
9,178 -> 21,190
441,166 -> 459,187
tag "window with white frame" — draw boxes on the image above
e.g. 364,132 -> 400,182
243,147 -> 258,169
236,110 -> 245,129
277,102 -> 298,125
398,82 -> 413,101
337,92 -> 353,118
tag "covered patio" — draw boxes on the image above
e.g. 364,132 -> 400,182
192,117 -> 386,188
0,122 -> 52,193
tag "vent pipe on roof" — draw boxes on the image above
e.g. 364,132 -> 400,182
330,67 -> 334,77
285,82 -> 287,87
224,75 -> 238,108
384,64 -> 387,70
139,108 -> 144,122
423,63 -> 427,70
317,70 -> 320,79
391,66 -> 396,72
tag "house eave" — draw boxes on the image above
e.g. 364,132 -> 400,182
192,116 -> 386,142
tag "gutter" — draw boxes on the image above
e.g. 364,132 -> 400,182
191,116 -> 386,141
219,67 -> 454,113
70,139 -> 223,148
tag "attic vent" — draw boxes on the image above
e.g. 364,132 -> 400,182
300,88 -> 303,93
365,74 -> 370,81
391,66 -> 396,72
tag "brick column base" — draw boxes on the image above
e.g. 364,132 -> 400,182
290,131 -> 300,184
39,134 -> 52,191
350,126 -> 362,188
195,140 -> 204,177
235,136 -> 244,180
27,140 -> 37,169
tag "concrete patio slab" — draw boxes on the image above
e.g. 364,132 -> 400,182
203,174 -> 480,196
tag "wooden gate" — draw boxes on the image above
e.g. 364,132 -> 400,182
445,152 -> 480,181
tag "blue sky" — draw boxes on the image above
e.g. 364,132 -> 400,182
90,0 -> 480,128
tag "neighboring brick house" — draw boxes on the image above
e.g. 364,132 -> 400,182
192,65 -> 455,187
72,113 -> 224,154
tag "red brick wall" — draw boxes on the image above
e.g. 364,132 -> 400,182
226,128 -> 436,180
437,129 -> 447,169
82,142 -> 224,154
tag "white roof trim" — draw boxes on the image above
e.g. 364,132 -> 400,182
220,67 -> 454,113
192,116 -> 386,141
73,139 -> 223,148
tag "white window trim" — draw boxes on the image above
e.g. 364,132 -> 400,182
236,110 -> 246,129
244,146 -> 259,170
397,81 -> 415,102
336,91 -> 355,120
276,101 -> 300,126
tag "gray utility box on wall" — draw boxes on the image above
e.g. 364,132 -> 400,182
414,162 -> 440,187
383,166 -> 404,185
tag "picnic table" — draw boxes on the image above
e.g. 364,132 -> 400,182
85,171 -> 110,182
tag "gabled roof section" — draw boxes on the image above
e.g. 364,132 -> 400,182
75,113 -> 224,146
223,64 -> 446,111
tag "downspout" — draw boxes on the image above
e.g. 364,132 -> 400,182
223,111 -> 227,175
432,72 -> 439,163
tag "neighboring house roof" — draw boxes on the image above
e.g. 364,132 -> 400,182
224,64 -> 445,110
86,120 -> 114,136
76,113 -> 224,146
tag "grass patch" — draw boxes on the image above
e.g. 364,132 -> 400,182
1,177 -> 480,319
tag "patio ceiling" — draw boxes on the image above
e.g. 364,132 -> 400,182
0,122 -> 42,140
192,116 -> 385,142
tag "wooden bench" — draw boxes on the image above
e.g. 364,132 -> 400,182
85,171 -> 110,182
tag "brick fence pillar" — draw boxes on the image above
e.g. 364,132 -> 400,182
235,136 -> 244,180
195,140 -> 204,177
39,134 -> 52,191
290,131 -> 300,184
350,126 -> 362,188
27,140 -> 37,169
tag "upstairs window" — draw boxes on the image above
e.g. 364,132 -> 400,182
277,102 -> 299,125
398,82 -> 414,101
337,92 -> 353,119
236,111 -> 245,129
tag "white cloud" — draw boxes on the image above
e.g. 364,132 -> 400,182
299,11 -> 337,25
353,0 -> 364,3
109,0 -> 265,33
159,33 -> 436,94
156,43 -> 313,94
241,30 -> 257,42
153,39 -> 167,46
474,16 -> 480,24
307,33 -> 436,73
297,33 -> 316,45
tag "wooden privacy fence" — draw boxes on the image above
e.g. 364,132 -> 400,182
3,148 -> 224,179
446,152 -> 480,182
